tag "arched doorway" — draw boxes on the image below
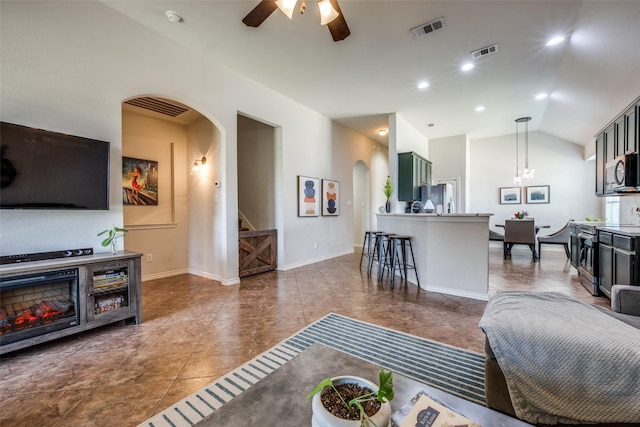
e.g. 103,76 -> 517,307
352,160 -> 370,249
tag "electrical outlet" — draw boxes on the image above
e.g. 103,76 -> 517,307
147,254 -> 153,262
314,242 -> 318,249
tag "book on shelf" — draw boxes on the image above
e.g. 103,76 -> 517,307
391,391 -> 483,427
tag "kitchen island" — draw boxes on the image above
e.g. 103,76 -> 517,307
376,213 -> 492,300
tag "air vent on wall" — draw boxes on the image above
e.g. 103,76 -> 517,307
124,97 -> 189,118
470,44 -> 499,59
411,17 -> 445,39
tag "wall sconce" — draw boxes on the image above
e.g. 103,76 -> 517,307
378,129 -> 388,136
193,156 -> 206,172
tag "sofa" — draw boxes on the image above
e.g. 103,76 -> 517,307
480,286 -> 640,427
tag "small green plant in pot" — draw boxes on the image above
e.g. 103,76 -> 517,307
307,368 -> 394,427
383,176 -> 392,213
97,226 -> 128,254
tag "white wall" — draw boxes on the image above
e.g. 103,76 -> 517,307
389,114 -> 429,213
429,134 -> 467,213
0,1 -> 387,283
469,131 -> 600,233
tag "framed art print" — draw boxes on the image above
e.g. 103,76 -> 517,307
499,187 -> 521,204
122,157 -> 158,205
526,185 -> 550,204
321,179 -> 339,216
298,175 -> 320,217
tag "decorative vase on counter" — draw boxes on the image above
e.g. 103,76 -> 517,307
385,200 -> 391,213
424,199 -> 435,213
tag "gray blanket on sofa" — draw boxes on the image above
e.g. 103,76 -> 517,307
479,291 -> 640,425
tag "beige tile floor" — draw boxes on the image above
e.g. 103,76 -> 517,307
0,245 -> 608,426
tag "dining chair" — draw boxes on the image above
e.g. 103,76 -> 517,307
537,219 -> 573,259
489,229 -> 504,241
504,219 -> 538,261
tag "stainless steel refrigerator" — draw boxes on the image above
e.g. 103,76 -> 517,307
420,183 -> 455,213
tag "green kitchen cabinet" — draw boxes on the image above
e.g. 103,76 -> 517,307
398,152 -> 432,201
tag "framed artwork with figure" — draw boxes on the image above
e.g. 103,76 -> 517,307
298,175 -> 320,217
122,157 -> 158,205
321,179 -> 339,216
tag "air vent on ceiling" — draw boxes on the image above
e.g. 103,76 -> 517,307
411,17 -> 445,39
470,44 -> 499,59
124,97 -> 189,118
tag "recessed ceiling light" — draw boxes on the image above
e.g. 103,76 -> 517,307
535,93 -> 548,100
475,106 -> 485,112
461,63 -> 474,72
546,35 -> 565,46
418,81 -> 430,89
378,129 -> 388,136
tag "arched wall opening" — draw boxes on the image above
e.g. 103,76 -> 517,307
121,96 -> 226,282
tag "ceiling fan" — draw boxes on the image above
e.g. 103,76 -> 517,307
242,0 -> 350,42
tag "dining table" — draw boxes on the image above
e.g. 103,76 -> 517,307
496,223 -> 550,234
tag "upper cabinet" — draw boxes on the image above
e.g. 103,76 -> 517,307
595,96 -> 640,196
398,152 -> 432,201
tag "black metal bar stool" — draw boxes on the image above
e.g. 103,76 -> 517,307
359,231 -> 377,275
374,232 -> 395,279
388,235 -> 420,289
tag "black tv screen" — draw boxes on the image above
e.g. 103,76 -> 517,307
0,122 -> 110,210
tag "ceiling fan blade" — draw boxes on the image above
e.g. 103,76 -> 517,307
327,0 -> 350,41
242,1 -> 279,27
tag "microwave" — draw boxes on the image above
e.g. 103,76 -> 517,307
605,153 -> 638,192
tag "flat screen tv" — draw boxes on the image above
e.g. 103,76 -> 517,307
0,122 -> 110,210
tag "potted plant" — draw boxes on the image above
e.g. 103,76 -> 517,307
307,368 -> 394,427
383,176 -> 392,213
514,210 -> 528,219
97,226 -> 128,254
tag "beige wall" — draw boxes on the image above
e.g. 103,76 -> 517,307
122,110 -> 189,279
237,115 -> 276,231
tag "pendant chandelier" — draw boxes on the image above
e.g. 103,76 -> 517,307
513,116 -> 533,186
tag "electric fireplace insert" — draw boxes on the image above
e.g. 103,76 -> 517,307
0,268 -> 79,346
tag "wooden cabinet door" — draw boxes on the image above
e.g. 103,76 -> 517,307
627,106 -> 637,154
595,133 -> 605,195
598,243 -> 613,297
605,124 -> 615,163
613,248 -> 634,288
615,116 -> 625,157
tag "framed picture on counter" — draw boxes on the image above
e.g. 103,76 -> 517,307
499,187 -> 521,204
526,185 -> 550,204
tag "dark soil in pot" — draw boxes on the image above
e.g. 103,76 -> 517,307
320,383 -> 382,421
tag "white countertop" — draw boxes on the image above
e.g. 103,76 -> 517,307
377,213 -> 493,217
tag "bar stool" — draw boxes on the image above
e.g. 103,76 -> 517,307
388,235 -> 419,289
374,232 -> 394,279
359,231 -> 377,274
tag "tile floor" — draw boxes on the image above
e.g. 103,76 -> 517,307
0,245 -> 608,426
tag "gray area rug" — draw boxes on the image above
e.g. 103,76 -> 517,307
140,312 -> 485,427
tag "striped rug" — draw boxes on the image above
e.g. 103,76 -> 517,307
140,313 -> 485,427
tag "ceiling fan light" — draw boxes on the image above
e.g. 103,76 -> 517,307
276,0 -> 297,19
318,0 -> 339,25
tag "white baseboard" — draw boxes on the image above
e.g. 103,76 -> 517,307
141,268 -> 189,282
280,249 -> 355,271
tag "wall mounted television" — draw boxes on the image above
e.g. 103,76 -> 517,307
0,122 -> 110,210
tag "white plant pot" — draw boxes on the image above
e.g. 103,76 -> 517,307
311,376 -> 391,427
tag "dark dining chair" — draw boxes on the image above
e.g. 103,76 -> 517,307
537,219 -> 573,259
489,229 -> 504,241
504,219 -> 538,261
